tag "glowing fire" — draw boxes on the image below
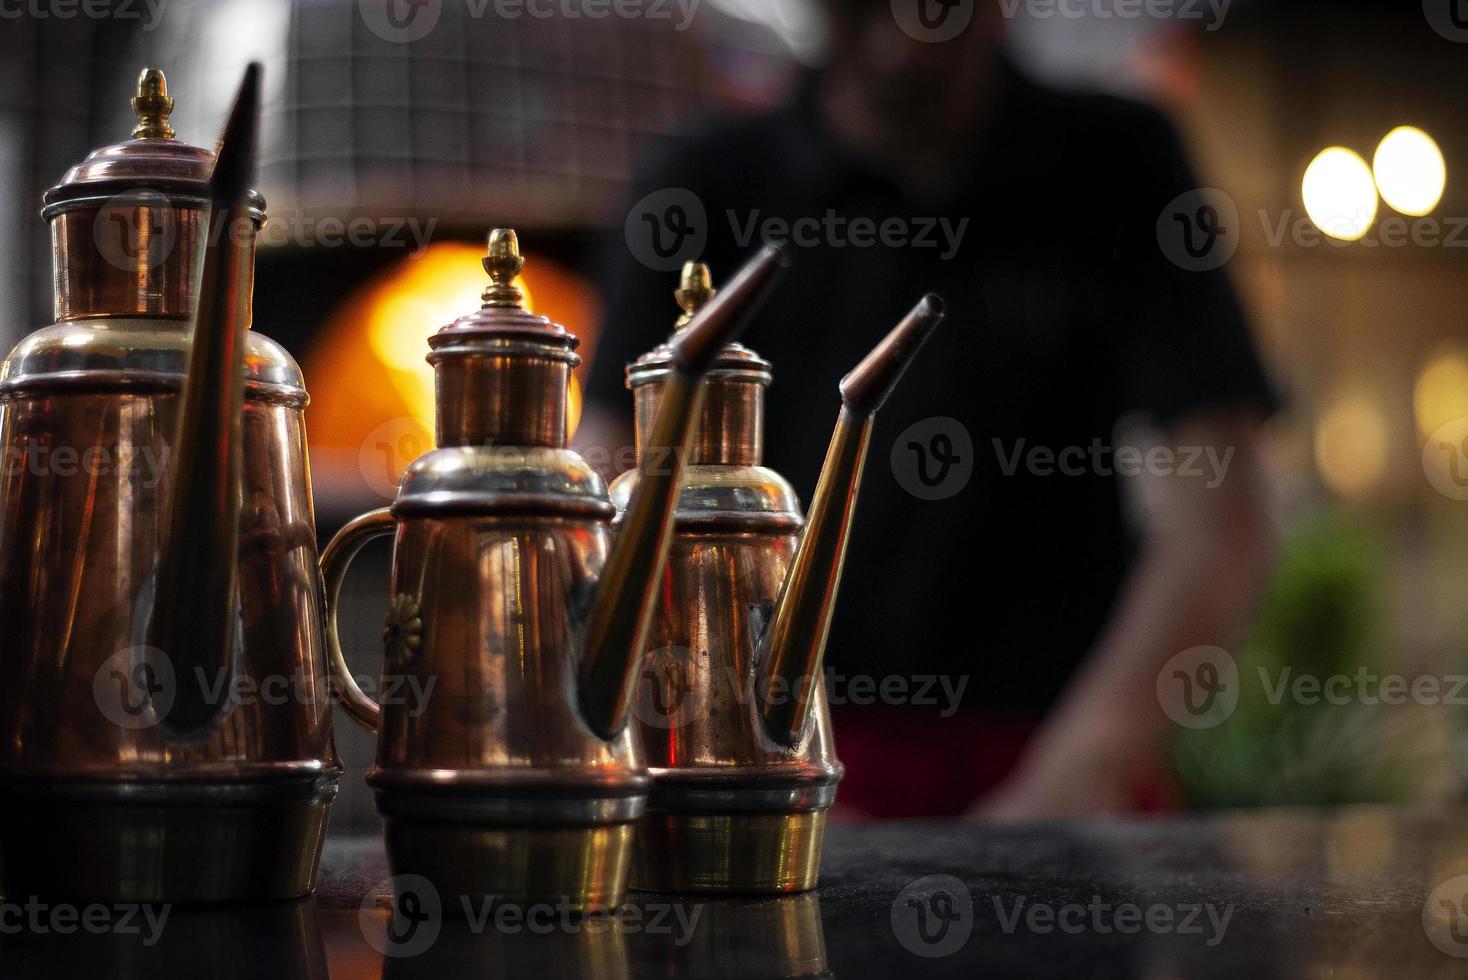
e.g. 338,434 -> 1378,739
304,241 -> 600,504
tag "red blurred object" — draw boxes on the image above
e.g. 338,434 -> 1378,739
829,706 -> 1040,820
829,706 -> 1181,819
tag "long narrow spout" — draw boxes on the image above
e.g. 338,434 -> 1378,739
150,64 -> 261,739
580,244 -> 788,740
759,294 -> 945,745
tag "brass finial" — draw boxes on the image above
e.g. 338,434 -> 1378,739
674,261 -> 715,328
131,67 -> 176,140
481,228 -> 527,308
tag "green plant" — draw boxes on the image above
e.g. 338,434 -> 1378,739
1172,511 -> 1450,807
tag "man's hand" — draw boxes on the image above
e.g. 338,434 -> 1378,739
969,410 -> 1275,821
970,734 -> 1140,821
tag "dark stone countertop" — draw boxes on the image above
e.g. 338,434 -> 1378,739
5,806 -> 1468,978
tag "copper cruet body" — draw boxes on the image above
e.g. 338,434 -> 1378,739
0,66 -> 340,903
618,261 -> 944,893
321,230 -> 786,912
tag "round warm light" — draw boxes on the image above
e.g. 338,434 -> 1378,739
1315,393 -> 1388,499
1302,147 -> 1378,242
1373,126 -> 1446,217
1414,349 -> 1468,438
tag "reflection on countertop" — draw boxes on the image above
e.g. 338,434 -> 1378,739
3,807 -> 1468,978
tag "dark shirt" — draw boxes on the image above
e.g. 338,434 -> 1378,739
587,65 -> 1277,712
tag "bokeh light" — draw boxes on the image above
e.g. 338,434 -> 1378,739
1315,392 -> 1388,499
1373,126 -> 1446,217
1302,147 -> 1379,242
1413,347 -> 1468,438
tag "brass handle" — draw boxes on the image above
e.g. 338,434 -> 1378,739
320,507 -> 396,734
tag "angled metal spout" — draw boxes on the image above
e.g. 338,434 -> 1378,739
579,244 -> 788,740
149,63 -> 261,738
759,294 -> 945,745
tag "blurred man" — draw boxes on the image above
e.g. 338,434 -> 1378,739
583,0 -> 1277,819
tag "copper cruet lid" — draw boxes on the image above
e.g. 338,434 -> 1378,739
426,228 -> 580,366
626,260 -> 772,390
42,67 -> 265,223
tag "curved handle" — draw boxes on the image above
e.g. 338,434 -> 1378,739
321,508 -> 396,734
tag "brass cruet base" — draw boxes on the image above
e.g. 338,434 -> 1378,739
0,774 -> 339,904
630,810 -> 827,894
